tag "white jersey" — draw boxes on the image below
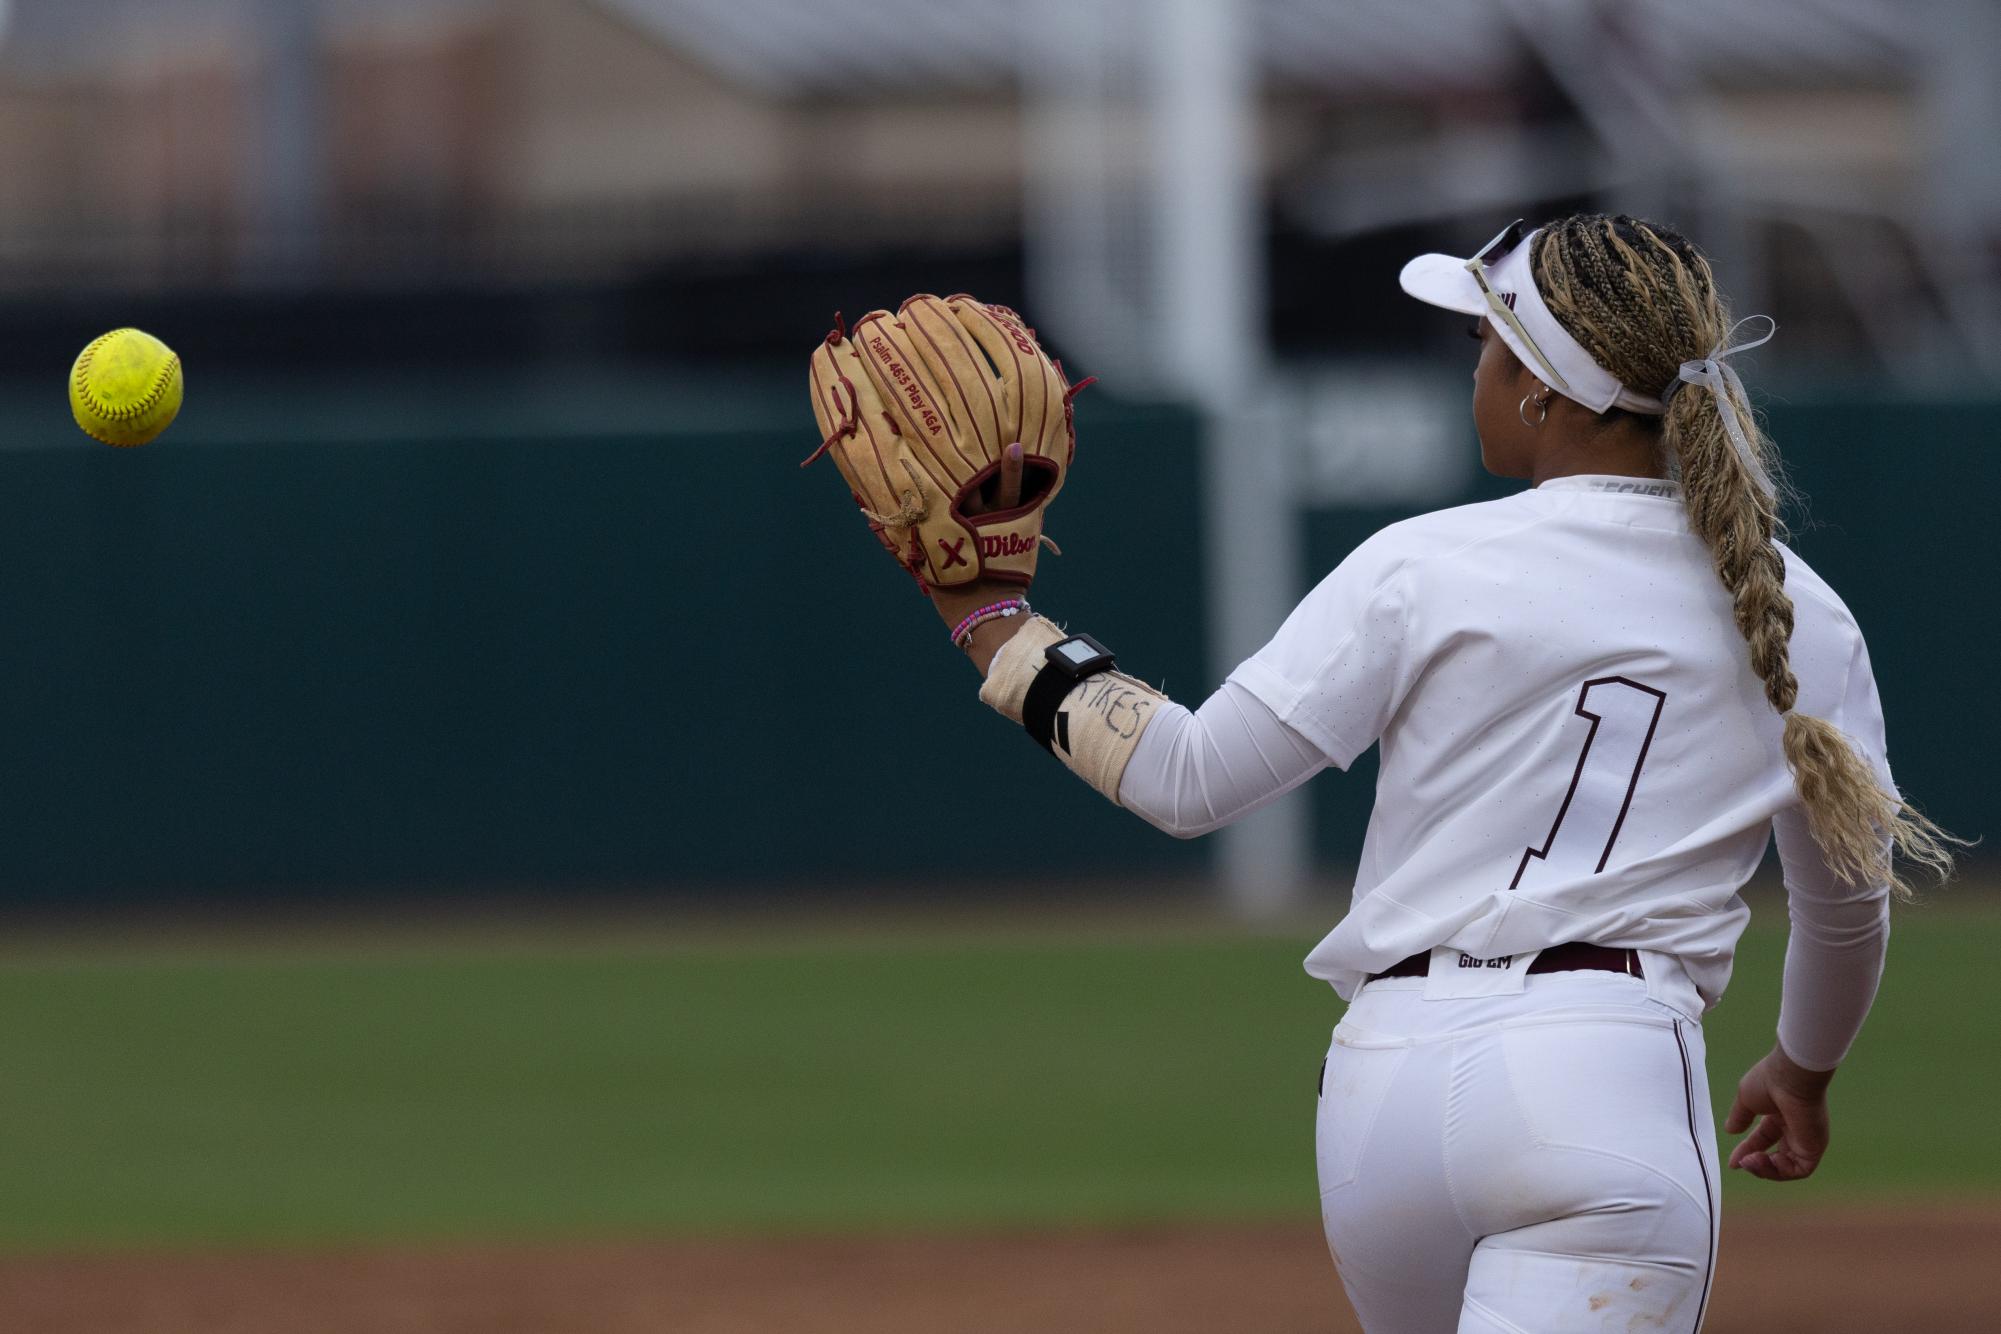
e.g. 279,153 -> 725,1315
1227,475 -> 1892,1015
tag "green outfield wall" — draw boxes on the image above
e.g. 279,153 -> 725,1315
0,381 -> 1988,903
0,392 -> 1209,902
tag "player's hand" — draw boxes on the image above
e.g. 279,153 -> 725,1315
1725,1045 -> 1835,1181
928,443 -> 1032,667
927,441 -> 1028,625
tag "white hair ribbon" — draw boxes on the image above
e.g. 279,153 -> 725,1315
1661,315 -> 1778,495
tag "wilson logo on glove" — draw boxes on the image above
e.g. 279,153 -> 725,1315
990,309 -> 1040,359
980,533 -> 1038,558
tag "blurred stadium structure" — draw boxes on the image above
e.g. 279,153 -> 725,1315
1,0 -> 1996,373
0,0 -> 1993,911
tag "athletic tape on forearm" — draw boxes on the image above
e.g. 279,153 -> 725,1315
979,616 -> 1166,804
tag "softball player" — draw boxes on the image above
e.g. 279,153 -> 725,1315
923,214 -> 1956,1332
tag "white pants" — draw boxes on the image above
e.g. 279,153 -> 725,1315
1316,971 -> 1720,1334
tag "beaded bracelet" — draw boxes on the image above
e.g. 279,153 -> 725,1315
951,598 -> 1031,649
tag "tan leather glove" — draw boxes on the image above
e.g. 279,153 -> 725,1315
805,294 -> 1084,590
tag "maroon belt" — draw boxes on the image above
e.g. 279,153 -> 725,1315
1369,941 -> 1643,982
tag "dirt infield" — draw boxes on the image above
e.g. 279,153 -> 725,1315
2,1208 -> 1995,1334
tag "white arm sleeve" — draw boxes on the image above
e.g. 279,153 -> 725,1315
1115,679 -> 1330,839
1773,807 -> 1890,1071
1772,627 -> 1894,1072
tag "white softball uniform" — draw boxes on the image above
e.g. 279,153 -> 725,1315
1312,972 -> 1719,1334
1099,474 -> 1895,1333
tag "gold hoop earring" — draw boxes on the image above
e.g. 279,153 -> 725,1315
1519,385 -> 1550,428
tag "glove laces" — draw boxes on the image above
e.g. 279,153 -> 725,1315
1660,315 -> 1777,497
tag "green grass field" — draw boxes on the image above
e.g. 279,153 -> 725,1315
0,897 -> 1994,1252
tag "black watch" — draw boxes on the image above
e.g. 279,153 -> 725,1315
1023,634 -> 1116,753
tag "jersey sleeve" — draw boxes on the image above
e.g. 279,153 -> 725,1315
1773,625 -> 1895,1072
1833,622 -> 1896,793
1225,537 -> 1412,769
1116,679 -> 1330,838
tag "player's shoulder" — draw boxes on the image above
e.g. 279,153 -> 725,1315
1341,493 -> 1551,579
1293,495 -> 1551,619
1773,539 -> 1873,680
1775,540 -> 1862,632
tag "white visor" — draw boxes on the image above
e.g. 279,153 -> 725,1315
1399,229 -> 1667,416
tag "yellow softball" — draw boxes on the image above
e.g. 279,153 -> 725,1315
70,328 -> 183,447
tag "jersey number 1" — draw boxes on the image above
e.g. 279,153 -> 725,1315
1510,676 -> 1666,892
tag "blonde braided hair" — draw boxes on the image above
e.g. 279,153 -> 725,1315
1531,213 -> 1957,897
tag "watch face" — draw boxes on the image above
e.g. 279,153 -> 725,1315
1054,639 -> 1100,669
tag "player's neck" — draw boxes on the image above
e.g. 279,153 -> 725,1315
1530,419 -> 1666,487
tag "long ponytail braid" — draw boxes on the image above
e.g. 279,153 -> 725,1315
1532,214 -> 1957,897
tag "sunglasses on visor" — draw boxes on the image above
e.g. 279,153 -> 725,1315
1465,219 -> 1574,398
